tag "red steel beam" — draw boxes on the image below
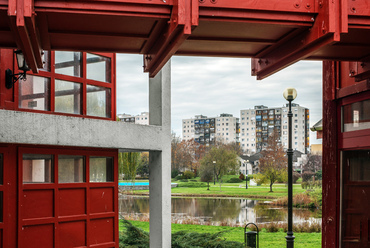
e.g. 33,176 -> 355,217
252,0 -> 349,79
144,0 -> 198,77
8,0 -> 42,72
34,0 -> 171,18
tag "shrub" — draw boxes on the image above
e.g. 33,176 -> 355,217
190,179 -> 197,182
174,175 -> 182,181
171,169 -> 179,178
315,170 -> 322,180
302,172 -> 315,182
171,231 -> 244,248
253,173 -> 266,185
183,171 -> 195,179
180,179 -> 188,182
227,178 -> 243,183
178,182 -> 206,188
119,219 -> 149,248
293,172 -> 301,183
239,173 -> 245,180
120,219 -> 245,248
301,182 -> 308,189
265,222 -> 280,232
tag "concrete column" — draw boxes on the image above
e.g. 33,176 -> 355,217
148,61 -> 171,248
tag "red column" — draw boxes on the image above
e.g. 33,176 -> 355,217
322,61 -> 339,248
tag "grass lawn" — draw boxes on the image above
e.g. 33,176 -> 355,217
171,183 -> 306,198
120,220 -> 321,248
128,179 -> 307,199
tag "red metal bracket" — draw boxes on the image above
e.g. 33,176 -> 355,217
8,0 -> 43,72
143,0 -> 198,77
252,0 -> 349,80
348,61 -> 370,82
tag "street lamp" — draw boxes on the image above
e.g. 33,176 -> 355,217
283,87 -> 297,248
213,161 -> 216,185
246,160 -> 249,189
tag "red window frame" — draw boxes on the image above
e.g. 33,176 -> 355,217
338,90 -> 370,149
14,51 -> 116,121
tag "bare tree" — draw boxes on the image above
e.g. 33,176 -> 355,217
259,131 -> 287,192
303,154 -> 322,173
171,133 -> 205,174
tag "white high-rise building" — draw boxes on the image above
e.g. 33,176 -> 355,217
240,104 -> 309,154
182,113 -> 240,146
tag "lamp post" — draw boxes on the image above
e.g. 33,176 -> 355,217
213,161 -> 216,185
283,87 -> 297,248
246,160 -> 249,189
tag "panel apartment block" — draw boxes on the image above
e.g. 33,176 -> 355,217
240,104 -> 309,154
182,114 -> 239,146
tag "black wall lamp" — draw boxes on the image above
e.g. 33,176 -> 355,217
5,50 -> 30,89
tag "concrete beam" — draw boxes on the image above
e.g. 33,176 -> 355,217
149,60 -> 171,248
0,109 -> 163,151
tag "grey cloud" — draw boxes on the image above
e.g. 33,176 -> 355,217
116,54 -> 323,145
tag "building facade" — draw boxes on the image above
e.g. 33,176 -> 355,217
118,112 -> 149,125
240,104 -> 309,154
0,49 -> 171,248
182,113 -> 240,146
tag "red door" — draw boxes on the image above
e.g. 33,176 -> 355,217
17,147 -> 118,248
0,148 -> 4,248
341,150 -> 370,248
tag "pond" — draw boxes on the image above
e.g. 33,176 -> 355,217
119,195 -> 321,226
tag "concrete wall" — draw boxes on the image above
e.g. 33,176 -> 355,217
0,109 -> 164,151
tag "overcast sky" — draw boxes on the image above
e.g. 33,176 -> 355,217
116,54 -> 323,145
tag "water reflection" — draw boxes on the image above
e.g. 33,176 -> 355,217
119,195 -> 321,226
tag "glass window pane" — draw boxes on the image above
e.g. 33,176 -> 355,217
55,79 -> 82,114
23,154 -> 53,183
86,85 -> 111,118
90,157 -> 113,182
55,51 -> 81,77
58,155 -> 85,183
342,99 -> 370,132
0,154 -> 2,185
86,53 -> 111,83
344,150 -> 370,181
18,75 -> 50,111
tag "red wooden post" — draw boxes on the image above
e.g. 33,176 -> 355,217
322,61 -> 339,248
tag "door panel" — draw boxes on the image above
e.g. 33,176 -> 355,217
0,150 -> 4,248
342,150 -> 370,247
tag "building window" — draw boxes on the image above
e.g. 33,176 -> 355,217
342,99 -> 370,132
55,51 -> 82,77
86,85 -> 111,118
19,76 -> 51,111
86,53 -> 111,83
55,80 -> 82,114
17,51 -> 115,120
58,155 -> 85,183
23,154 -> 53,183
89,157 -> 113,182
0,154 -> 2,185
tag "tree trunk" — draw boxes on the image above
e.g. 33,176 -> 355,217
269,182 -> 273,192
